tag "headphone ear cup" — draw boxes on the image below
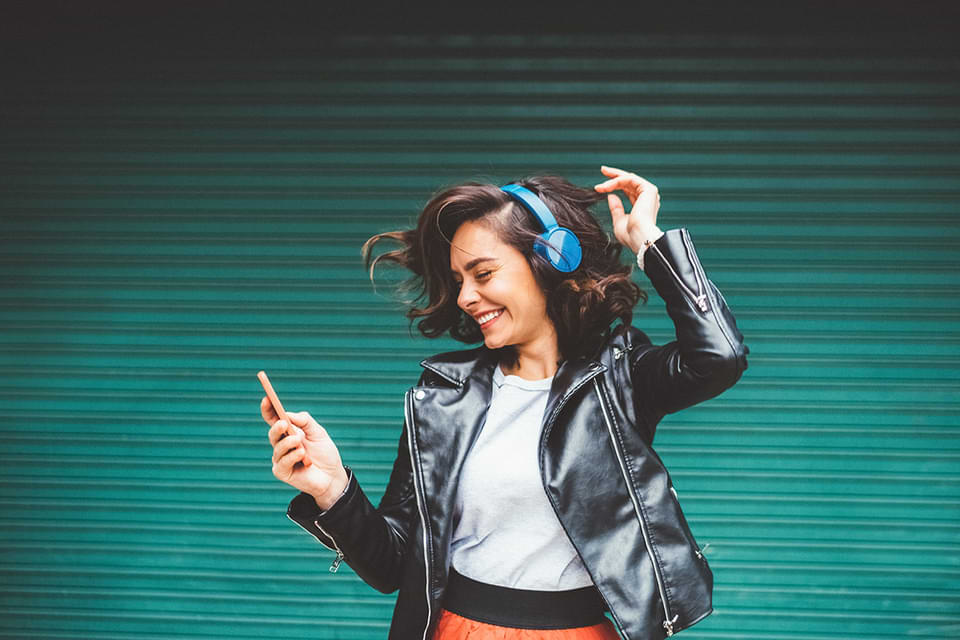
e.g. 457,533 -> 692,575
535,227 -> 582,272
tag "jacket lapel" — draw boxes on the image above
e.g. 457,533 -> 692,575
414,345 -> 608,482
412,346 -> 497,498
539,356 -> 607,435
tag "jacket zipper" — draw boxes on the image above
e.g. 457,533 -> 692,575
696,542 -> 711,560
681,228 -> 711,314
404,388 -> 434,640
314,522 -> 345,572
534,366 -> 628,634
284,512 -> 345,573
302,469 -> 356,572
593,377 -> 679,636
647,230 -> 709,314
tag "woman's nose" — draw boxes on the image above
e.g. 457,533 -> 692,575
458,281 -> 480,310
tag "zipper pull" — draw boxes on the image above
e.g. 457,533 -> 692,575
696,542 -> 711,559
329,550 -> 344,573
680,229 -> 710,314
648,241 -> 709,315
614,344 -> 635,360
314,520 -> 346,573
663,613 -> 679,636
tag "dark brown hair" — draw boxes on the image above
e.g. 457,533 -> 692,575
361,174 -> 648,367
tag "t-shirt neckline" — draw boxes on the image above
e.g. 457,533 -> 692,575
493,363 -> 554,391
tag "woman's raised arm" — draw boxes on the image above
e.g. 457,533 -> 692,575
595,165 -> 748,431
626,227 -> 749,426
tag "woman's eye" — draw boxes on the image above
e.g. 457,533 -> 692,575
476,271 -> 491,279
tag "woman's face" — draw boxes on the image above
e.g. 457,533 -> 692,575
450,219 -> 555,351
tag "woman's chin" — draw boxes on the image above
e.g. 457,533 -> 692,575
483,334 -> 507,350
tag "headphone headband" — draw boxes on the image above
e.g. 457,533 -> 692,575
500,184 -> 560,231
500,183 -> 582,272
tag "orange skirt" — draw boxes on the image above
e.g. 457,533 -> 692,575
432,608 -> 622,640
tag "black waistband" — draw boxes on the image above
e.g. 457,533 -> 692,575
442,566 -> 608,630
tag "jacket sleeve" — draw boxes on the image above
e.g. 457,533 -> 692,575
628,227 -> 749,428
284,376 -> 423,595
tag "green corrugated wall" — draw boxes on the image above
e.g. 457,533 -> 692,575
2,25 -> 958,640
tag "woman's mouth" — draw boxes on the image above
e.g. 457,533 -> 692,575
477,308 -> 505,329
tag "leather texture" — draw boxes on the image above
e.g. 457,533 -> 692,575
287,227 -> 750,639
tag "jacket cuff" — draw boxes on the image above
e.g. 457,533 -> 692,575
286,466 -> 359,544
642,227 -> 710,312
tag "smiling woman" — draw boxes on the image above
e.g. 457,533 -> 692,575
275,168 -> 749,640
361,175 -> 648,375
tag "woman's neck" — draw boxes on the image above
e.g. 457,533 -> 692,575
499,345 -> 563,381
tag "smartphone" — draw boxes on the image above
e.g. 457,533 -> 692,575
257,370 -> 311,468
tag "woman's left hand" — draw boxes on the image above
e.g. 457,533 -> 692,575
594,165 -> 664,253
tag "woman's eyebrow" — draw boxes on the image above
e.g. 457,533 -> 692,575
451,257 -> 496,274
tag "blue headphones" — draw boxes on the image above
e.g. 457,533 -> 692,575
500,183 -> 582,272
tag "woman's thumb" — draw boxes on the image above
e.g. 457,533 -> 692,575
288,411 -> 313,436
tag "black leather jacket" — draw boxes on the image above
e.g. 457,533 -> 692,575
287,228 -> 750,639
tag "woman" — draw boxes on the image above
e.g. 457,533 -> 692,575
262,166 -> 749,639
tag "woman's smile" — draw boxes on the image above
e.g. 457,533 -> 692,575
477,308 -> 505,329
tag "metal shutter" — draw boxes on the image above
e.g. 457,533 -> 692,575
2,22 -> 957,640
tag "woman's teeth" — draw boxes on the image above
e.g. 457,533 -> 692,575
478,308 -> 504,325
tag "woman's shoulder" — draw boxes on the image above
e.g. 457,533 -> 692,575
597,322 -> 654,355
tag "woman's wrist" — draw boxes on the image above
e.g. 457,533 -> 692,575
313,467 -> 351,511
632,226 -> 664,254
633,227 -> 665,271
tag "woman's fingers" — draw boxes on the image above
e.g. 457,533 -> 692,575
282,413 -> 313,467
288,410 -> 326,440
272,429 -> 301,463
260,396 -> 278,425
595,176 -> 652,201
606,192 -> 626,223
604,193 -> 632,247
595,166 -> 662,251
599,164 -> 629,176
268,419 -> 295,447
268,419 -> 312,466
595,166 -> 656,192
268,420 -> 283,447
273,442 -> 306,479
599,165 -> 654,186
595,167 -> 638,225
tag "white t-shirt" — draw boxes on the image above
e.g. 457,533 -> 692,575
448,363 -> 596,590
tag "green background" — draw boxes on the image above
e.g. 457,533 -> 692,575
1,4 -> 957,639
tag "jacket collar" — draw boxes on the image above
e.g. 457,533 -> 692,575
419,343 -> 608,419
418,344 -> 495,388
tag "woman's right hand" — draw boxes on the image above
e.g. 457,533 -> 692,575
594,165 -> 663,254
261,396 -> 349,509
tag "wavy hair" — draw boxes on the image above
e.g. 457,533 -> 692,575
360,174 -> 648,367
